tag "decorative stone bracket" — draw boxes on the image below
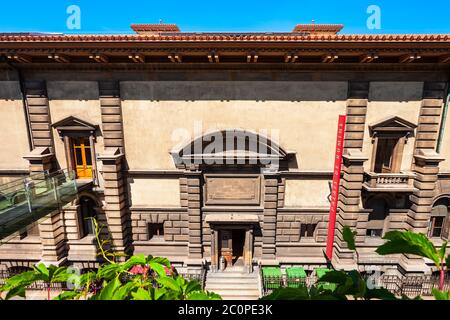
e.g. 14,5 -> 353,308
23,147 -> 55,174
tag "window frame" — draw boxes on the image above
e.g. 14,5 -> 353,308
148,223 -> 165,241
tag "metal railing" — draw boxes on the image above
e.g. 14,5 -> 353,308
261,272 -> 450,297
0,169 -> 78,241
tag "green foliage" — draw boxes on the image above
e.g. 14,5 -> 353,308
263,228 -> 449,300
432,288 -> 450,300
376,231 -> 441,267
342,226 -> 357,251
0,219 -> 221,301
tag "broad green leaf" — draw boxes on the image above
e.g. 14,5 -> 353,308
97,264 -> 123,281
187,291 -> 222,300
184,280 -> 201,295
97,277 -> 121,300
53,291 -> 79,300
438,241 -> 448,262
131,288 -> 152,300
446,254 -> 450,268
432,288 -> 450,300
149,257 -> 171,267
376,231 -> 440,266
156,277 -> 181,293
5,286 -> 26,300
34,263 -> 50,278
343,226 -> 357,251
149,261 -> 166,278
319,270 -> 348,285
1,271 -> 37,291
112,282 -> 136,300
364,288 -> 397,300
50,267 -> 70,283
154,287 -> 167,300
122,254 -> 147,270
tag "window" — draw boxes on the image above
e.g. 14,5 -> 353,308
52,116 -> 98,181
366,198 -> 390,238
300,224 -> 317,238
374,137 -> 400,173
429,199 -> 449,239
148,223 -> 164,240
369,116 -> 417,174
78,196 -> 97,238
72,137 -> 93,179
429,216 -> 445,238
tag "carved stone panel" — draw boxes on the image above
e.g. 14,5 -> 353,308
204,175 -> 261,205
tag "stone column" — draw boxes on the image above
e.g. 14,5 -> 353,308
261,174 -> 278,265
38,211 -> 67,265
400,150 -> 444,272
333,149 -> 368,269
98,148 -> 131,258
23,147 -> 68,265
186,171 -> 203,264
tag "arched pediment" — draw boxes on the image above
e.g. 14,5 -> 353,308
171,129 -> 291,169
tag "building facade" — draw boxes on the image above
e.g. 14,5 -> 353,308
0,24 -> 450,279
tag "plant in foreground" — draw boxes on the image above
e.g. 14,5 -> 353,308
263,227 -> 449,300
0,219 -> 221,301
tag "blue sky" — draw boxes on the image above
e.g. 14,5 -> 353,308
0,0 -> 449,34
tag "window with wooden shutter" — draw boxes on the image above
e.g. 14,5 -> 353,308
430,199 -> 450,240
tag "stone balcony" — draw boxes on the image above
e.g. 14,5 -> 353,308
363,171 -> 417,192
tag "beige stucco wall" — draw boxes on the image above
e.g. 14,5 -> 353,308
0,81 -> 29,169
439,102 -> 450,172
121,81 -> 347,171
47,81 -> 104,176
362,82 -> 423,172
128,178 -> 180,207
284,179 -> 330,207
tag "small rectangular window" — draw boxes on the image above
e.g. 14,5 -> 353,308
429,216 -> 445,238
366,229 -> 383,237
148,223 -> 164,240
300,224 -> 317,238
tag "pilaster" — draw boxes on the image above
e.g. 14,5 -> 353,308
333,149 -> 368,269
98,148 -> 131,257
261,173 -> 279,264
185,170 -> 203,263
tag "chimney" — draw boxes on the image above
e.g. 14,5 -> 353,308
292,24 -> 343,35
131,23 -> 181,34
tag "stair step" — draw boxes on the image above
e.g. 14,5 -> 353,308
206,278 -> 257,283
205,270 -> 261,300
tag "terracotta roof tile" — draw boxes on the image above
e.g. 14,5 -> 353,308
0,33 -> 449,43
131,24 -> 180,33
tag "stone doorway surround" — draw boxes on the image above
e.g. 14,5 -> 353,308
206,213 -> 258,273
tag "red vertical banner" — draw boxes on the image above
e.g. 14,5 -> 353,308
326,115 -> 347,261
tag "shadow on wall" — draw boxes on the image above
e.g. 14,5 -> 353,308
0,80 -> 425,103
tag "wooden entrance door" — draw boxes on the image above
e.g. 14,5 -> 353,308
73,137 -> 93,179
220,230 -> 233,266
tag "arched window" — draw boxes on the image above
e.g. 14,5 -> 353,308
78,196 -> 97,238
366,197 -> 390,238
429,198 -> 449,239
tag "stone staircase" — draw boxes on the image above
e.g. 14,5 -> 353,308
205,270 -> 261,300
